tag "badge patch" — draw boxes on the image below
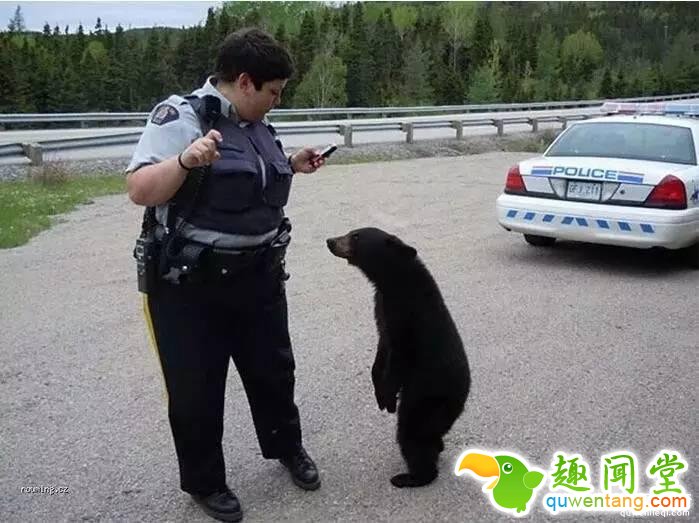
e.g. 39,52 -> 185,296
151,104 -> 179,125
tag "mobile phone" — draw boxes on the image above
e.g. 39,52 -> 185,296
319,144 -> 337,159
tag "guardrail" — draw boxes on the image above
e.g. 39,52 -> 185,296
0,112 -> 593,165
1,92 -> 698,126
2,92 -> 698,165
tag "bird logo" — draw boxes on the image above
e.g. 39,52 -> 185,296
455,450 -> 546,516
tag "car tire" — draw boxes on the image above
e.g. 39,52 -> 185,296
685,242 -> 699,269
524,234 -> 556,247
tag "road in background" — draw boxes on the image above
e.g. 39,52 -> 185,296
0,105 -> 623,165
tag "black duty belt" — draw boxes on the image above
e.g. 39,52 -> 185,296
204,243 -> 285,275
160,224 -> 291,285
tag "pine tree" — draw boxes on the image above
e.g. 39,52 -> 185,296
467,41 -> 502,103
0,36 -> 18,111
470,5 -> 493,71
293,11 -> 319,82
600,68 -> 614,98
7,5 -> 25,33
204,7 -> 218,71
533,25 -> 560,100
218,8 -> 232,42
344,3 -> 371,106
14,39 -> 37,111
399,40 -> 434,105
614,71 -> 626,98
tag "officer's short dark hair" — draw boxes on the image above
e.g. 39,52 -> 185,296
215,28 -> 294,89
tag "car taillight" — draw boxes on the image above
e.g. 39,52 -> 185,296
504,165 -> 526,194
645,175 -> 687,210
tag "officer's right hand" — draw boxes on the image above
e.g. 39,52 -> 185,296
180,130 -> 222,169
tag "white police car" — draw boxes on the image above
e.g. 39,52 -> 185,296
496,102 -> 699,268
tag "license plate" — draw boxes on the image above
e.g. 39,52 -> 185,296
566,181 -> 601,201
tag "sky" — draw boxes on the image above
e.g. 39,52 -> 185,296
1,1 -> 224,31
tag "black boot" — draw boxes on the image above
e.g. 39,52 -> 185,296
191,487 -> 243,522
279,447 -> 320,491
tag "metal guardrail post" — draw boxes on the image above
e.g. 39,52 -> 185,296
451,121 -> 463,140
339,125 -> 353,147
560,117 -> 568,130
401,123 -> 414,144
528,118 -> 539,132
493,119 -> 504,136
22,143 -> 43,166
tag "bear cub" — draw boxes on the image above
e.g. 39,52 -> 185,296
327,227 -> 470,488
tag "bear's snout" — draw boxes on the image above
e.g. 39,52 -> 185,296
326,236 -> 352,259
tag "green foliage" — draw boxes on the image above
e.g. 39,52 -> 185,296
344,3 -> 372,106
470,4 -> 493,70
599,68 -> 614,98
662,31 -> 699,93
0,2 -> 697,113
534,25 -> 560,101
560,30 -> 604,98
221,1 -> 319,34
398,40 -> 434,105
292,51 -> 347,108
467,41 -> 503,103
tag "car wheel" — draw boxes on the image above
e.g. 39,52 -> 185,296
685,242 -> 699,269
524,234 -> 556,247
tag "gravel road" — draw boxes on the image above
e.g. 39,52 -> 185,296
1,152 -> 696,522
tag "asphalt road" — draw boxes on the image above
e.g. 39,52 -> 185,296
1,152 -> 696,522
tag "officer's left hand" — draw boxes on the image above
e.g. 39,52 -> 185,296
290,147 -> 325,174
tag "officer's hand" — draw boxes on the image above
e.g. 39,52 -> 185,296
290,147 -> 325,174
180,130 -> 222,169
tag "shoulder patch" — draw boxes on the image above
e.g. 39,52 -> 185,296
151,104 -> 180,126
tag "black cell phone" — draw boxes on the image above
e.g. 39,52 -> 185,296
319,144 -> 337,159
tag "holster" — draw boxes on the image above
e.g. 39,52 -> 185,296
133,229 -> 161,294
133,206 -> 160,294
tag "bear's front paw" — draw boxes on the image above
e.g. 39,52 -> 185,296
375,386 -> 397,413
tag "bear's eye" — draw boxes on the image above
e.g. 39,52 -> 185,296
502,462 -> 513,474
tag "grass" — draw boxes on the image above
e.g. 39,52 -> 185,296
0,167 -> 125,249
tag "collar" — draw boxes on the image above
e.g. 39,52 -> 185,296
192,76 -> 245,125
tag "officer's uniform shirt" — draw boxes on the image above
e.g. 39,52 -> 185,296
126,77 -> 280,248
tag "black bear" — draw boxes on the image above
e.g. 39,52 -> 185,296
327,227 -> 470,488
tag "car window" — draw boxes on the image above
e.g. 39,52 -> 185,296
546,122 -> 697,165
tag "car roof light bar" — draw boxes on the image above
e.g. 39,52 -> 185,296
600,101 -> 699,117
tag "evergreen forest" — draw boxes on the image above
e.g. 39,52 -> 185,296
1,1 -> 698,114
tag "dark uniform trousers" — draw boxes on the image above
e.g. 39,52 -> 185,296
145,260 -> 302,495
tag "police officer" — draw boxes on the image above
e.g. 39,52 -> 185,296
126,28 -> 324,522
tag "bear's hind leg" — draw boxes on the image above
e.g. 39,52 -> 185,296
391,438 -> 440,488
392,397 -> 443,488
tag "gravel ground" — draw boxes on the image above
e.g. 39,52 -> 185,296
2,150 -> 694,523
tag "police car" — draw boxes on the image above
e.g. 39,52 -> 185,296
496,102 -> 699,268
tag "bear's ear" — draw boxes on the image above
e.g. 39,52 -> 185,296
385,236 -> 417,258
